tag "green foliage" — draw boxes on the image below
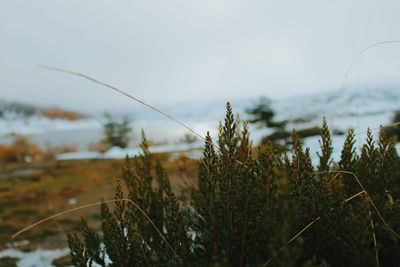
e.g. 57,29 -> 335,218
68,103 -> 400,267
246,97 -> 286,129
68,132 -> 192,266
317,118 -> 333,172
103,113 -> 132,149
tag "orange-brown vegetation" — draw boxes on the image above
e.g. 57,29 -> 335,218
0,138 -> 43,163
0,139 -> 80,163
41,108 -> 83,121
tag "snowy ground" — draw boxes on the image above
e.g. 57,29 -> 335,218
56,141 -> 204,160
0,246 -> 69,267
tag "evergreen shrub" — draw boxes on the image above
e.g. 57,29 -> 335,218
68,103 -> 400,267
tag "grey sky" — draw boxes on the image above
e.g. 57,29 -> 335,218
1,0 -> 400,112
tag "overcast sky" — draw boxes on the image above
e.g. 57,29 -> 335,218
1,0 -> 400,112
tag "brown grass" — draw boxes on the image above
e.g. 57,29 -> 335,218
1,156 -> 198,248
41,108 -> 83,121
0,137 -> 43,163
0,145 -> 19,162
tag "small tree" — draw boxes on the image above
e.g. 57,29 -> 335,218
103,113 -> 132,149
246,97 -> 286,129
246,97 -> 289,146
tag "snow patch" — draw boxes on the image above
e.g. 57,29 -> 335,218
0,248 -> 69,267
56,142 -> 204,160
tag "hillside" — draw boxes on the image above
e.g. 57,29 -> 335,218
144,87 -> 399,129
155,87 -> 399,141
0,100 -> 100,137
1,88 -> 399,161
0,100 -> 88,120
